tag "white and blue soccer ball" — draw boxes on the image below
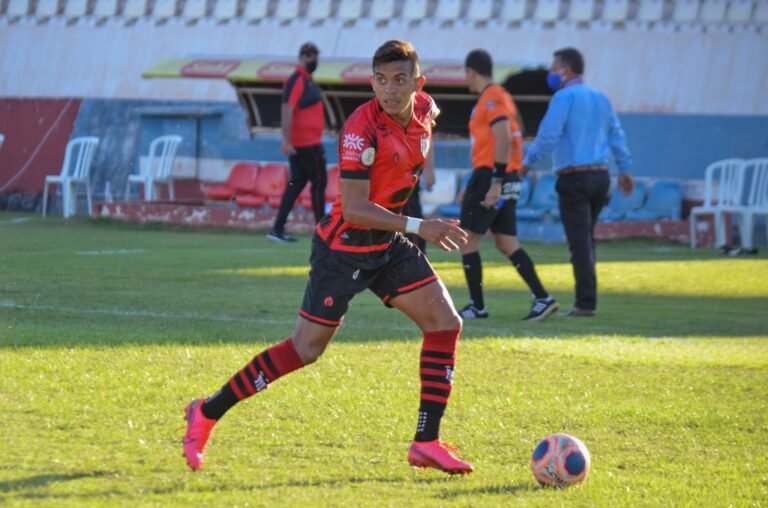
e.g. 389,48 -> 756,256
530,433 -> 591,487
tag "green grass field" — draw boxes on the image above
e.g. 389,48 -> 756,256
1,212 -> 767,507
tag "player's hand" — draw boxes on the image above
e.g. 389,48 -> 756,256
618,173 -> 634,196
482,182 -> 502,208
418,219 -> 468,252
280,139 -> 296,156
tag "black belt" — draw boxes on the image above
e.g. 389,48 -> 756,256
558,164 -> 608,175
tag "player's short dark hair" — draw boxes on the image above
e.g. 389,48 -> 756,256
372,40 -> 420,77
464,49 -> 493,78
553,47 -> 585,75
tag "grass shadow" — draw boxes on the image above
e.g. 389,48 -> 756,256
0,471 -> 115,493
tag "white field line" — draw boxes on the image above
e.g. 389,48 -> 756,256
75,249 -> 147,256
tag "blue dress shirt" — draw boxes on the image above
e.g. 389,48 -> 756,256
524,79 -> 631,174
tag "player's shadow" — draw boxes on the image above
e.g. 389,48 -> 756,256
0,471 -> 114,493
437,481 -> 535,499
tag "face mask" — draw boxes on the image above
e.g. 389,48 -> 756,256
305,59 -> 318,73
546,71 -> 562,91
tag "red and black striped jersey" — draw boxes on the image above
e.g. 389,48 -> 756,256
316,91 -> 438,253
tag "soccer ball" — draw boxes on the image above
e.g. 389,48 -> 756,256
530,433 -> 591,487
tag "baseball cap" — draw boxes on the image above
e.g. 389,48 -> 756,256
299,42 -> 320,56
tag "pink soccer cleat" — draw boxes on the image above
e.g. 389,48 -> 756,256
182,399 -> 217,471
408,439 -> 474,475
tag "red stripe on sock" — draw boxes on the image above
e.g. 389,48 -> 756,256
255,355 -> 277,382
229,378 -> 245,400
422,329 -> 460,353
268,338 -> 305,376
421,380 -> 451,390
420,393 -> 449,404
420,368 -> 448,377
238,369 -> 256,396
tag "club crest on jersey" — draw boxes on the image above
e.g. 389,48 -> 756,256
361,147 -> 375,166
420,134 -> 430,157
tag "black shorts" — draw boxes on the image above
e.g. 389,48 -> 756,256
300,233 -> 438,327
459,168 -> 518,236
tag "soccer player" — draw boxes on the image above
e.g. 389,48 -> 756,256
457,49 -> 559,322
183,40 -> 474,475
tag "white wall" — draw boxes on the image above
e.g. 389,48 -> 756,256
1,22 -> 766,114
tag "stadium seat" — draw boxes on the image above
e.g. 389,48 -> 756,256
517,173 -> 558,221
122,0 -> 149,24
235,162 -> 288,208
211,0 -> 237,23
125,135 -> 182,202
421,169 -> 459,216
736,158 -> 768,250
671,0 -> 700,23
434,0 -> 462,26
242,0 -> 268,23
624,180 -> 683,221
64,0 -> 89,23
496,0 -> 527,25
368,0 -> 396,23
635,0 -> 664,23
599,180 -> 647,222
566,0 -> 595,22
700,0 -> 727,23
726,0 -> 753,22
42,136 -> 100,218
755,0 -> 768,23
306,0 -> 332,23
91,0 -> 118,24
516,175 -> 532,209
4,0 -> 32,23
274,0 -> 299,23
203,161 -> 261,201
400,0 -> 428,23
466,0 -> 493,24
532,0 -> 561,23
600,0 -> 629,22
436,172 -> 471,218
35,0 -> 59,23
336,0 -> 363,24
689,158 -> 746,248
182,0 -> 208,23
151,0 -> 177,24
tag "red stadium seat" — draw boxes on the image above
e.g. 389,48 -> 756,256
235,162 -> 288,208
203,162 -> 260,201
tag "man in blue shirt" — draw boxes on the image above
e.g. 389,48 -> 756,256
523,47 -> 634,317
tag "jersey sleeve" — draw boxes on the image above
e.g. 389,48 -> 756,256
338,107 -> 376,180
282,73 -> 304,108
486,86 -> 514,126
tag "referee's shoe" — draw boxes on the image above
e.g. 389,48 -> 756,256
523,296 -> 559,322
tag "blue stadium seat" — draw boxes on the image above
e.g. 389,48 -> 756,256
598,180 -> 647,222
516,175 -> 532,209
517,173 -> 558,221
624,180 -> 682,221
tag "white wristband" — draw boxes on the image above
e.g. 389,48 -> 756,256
405,216 -> 422,235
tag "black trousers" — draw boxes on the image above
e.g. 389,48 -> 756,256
556,170 -> 610,311
273,144 -> 327,232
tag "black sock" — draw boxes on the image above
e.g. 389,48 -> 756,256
462,251 -> 484,309
415,405 -> 444,442
201,385 -> 238,420
509,248 -> 548,300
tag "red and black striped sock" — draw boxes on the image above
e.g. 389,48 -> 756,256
414,329 -> 459,442
201,338 -> 304,420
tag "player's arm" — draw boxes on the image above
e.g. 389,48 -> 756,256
482,118 -> 511,207
341,179 -> 467,252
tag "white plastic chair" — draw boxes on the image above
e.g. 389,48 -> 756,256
182,0 -> 208,23
466,0 -> 493,23
567,0 -> 595,22
64,0 -> 89,23
726,0 -> 753,22
274,0 -> 299,22
306,0 -> 332,22
211,0 -> 237,22
122,0 -> 148,23
498,0 -> 527,23
434,0 -> 461,24
736,158 -> 768,250
533,0 -> 561,22
689,158 -> 746,248
635,0 -> 664,22
337,0 -> 363,22
152,0 -> 177,23
242,0 -> 268,23
92,0 -> 118,24
42,136 -> 100,218
6,0 -> 32,22
35,0 -> 59,22
700,0 -> 727,22
125,135 -> 182,202
602,0 -> 629,21
369,0 -> 396,22
401,0 -> 428,22
671,0 -> 699,22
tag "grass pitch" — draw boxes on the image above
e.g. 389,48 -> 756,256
1,213 -> 767,507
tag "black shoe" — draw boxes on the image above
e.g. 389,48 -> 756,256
267,230 -> 297,244
523,296 -> 559,322
458,303 -> 489,320
565,306 -> 595,317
